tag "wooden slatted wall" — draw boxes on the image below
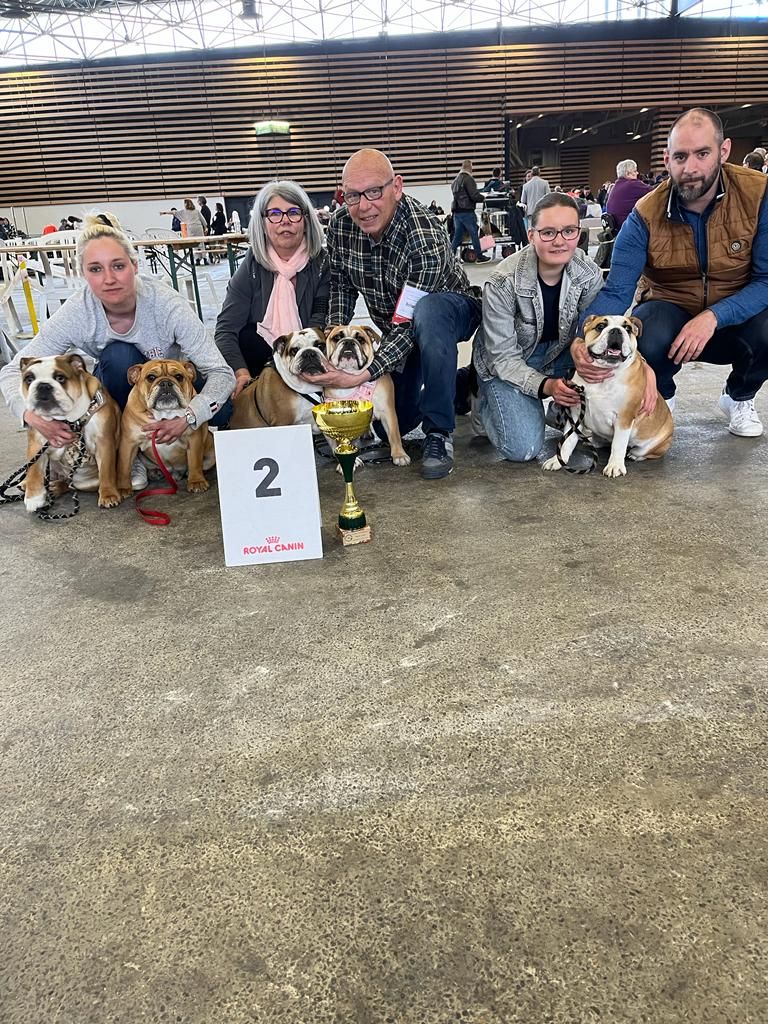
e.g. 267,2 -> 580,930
1,31 -> 765,204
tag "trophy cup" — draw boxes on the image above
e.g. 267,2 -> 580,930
312,399 -> 374,545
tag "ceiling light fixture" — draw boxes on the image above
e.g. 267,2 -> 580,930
254,120 -> 291,135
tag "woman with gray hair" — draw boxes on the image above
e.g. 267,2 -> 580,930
214,180 -> 330,398
606,158 -> 650,229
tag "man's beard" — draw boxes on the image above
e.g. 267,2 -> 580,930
675,163 -> 720,203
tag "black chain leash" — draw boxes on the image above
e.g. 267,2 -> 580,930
555,383 -> 598,475
0,394 -> 100,521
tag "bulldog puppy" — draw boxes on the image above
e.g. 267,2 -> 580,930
20,354 -> 120,512
117,359 -> 214,497
229,327 -> 327,430
543,314 -> 673,478
323,325 -> 410,466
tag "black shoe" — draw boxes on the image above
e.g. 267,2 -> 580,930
421,432 -> 454,479
475,255 -> 492,263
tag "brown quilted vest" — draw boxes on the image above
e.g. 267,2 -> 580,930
635,163 -> 767,315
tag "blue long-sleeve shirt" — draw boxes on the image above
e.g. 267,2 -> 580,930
585,185 -> 768,329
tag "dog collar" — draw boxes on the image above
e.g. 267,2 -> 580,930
67,390 -> 103,432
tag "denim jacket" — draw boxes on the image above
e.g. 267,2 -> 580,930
473,245 -> 604,397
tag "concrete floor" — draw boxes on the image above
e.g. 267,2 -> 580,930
2,350 -> 768,1021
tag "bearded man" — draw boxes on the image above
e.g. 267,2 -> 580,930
579,107 -> 768,437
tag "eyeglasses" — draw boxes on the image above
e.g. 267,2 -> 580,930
532,226 -> 581,241
343,178 -> 394,206
264,207 -> 304,224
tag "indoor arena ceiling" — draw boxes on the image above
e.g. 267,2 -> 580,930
0,0 -> 764,68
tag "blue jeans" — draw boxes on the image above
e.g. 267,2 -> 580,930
477,343 -> 573,461
451,212 -> 482,258
392,293 -> 482,437
635,300 -> 768,402
94,341 -> 233,426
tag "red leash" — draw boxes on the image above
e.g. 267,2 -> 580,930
134,433 -> 178,526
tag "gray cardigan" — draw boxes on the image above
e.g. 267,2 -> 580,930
214,249 -> 330,373
473,245 -> 604,398
0,276 -> 235,425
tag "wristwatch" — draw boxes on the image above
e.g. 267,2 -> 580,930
184,407 -> 196,429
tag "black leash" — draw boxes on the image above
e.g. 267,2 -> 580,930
555,384 -> 598,475
0,443 -> 50,506
0,393 -> 101,520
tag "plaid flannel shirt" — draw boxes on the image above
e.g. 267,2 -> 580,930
326,194 -> 478,380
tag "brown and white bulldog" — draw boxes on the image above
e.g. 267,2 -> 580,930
543,314 -> 673,478
117,359 -> 214,496
228,327 -> 327,431
323,325 -> 410,466
20,354 -> 120,512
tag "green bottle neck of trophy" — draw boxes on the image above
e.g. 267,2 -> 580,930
335,448 -> 366,530
335,447 -> 357,485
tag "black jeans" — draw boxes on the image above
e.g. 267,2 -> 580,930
94,341 -> 232,426
634,300 -> 768,402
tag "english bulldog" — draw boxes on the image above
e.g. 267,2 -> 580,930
117,359 -> 214,497
19,354 -> 120,512
323,325 -> 410,466
229,327 -> 327,430
543,314 -> 673,478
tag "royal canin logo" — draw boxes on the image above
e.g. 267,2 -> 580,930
243,534 -> 305,555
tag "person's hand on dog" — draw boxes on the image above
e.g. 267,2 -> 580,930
143,415 -> 189,444
302,366 -> 371,389
543,377 -> 581,407
233,369 -> 252,399
667,310 -> 716,365
570,340 -> 614,383
640,363 -> 658,416
24,410 -> 75,448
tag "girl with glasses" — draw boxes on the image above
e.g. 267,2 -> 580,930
472,194 -> 606,463
214,181 -> 329,399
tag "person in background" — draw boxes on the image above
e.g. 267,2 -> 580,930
596,183 -> 610,207
211,202 -> 227,235
606,159 -> 651,228
159,199 -> 207,262
472,194 -> 604,462
743,152 -> 764,171
197,196 -> 212,235
169,207 -> 182,233
481,167 -> 505,193
214,180 -> 329,398
58,218 -> 70,231
0,213 -> 234,487
428,200 -> 445,216
520,166 -> 551,222
450,159 -> 490,264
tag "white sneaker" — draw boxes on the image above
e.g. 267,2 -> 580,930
131,456 -> 148,490
665,396 -> 676,413
718,389 -> 763,437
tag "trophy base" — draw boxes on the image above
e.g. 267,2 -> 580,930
337,524 -> 372,546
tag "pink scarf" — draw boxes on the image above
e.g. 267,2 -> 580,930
257,242 -> 309,347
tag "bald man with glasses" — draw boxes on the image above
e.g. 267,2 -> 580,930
306,148 -> 482,480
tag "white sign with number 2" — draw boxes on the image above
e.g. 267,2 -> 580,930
213,424 -> 324,566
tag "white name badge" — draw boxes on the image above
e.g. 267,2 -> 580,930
213,425 -> 323,567
392,283 -> 429,324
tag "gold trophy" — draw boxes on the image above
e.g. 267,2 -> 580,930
312,399 -> 374,545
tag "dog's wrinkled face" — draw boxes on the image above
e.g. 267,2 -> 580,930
325,325 -> 380,373
20,354 -> 88,419
583,315 -> 642,366
128,359 -> 196,411
273,327 -> 329,378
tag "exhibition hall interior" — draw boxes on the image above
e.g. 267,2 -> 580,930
1,0 -> 767,1021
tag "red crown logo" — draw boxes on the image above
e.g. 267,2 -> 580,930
266,535 -> 280,544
